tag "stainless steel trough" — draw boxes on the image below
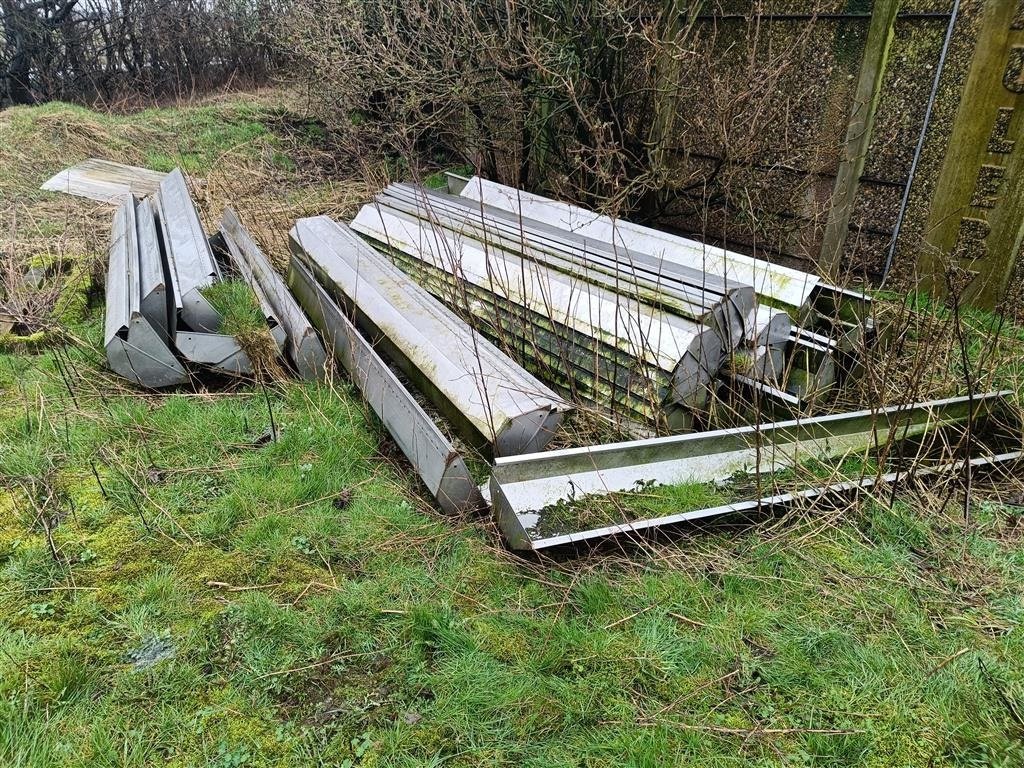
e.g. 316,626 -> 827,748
377,183 -> 754,348
746,306 -> 792,347
288,256 -> 485,514
103,196 -> 187,388
505,449 -> 1021,551
380,244 -> 681,429
154,169 -> 251,376
351,203 -> 721,412
221,208 -> 327,380
42,159 -> 167,203
156,169 -> 222,333
489,391 -> 1011,550
291,216 -> 570,456
458,175 -> 820,314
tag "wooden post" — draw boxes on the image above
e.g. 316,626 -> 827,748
819,0 -> 902,277
919,0 -> 1024,309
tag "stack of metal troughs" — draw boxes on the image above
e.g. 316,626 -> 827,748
286,215 -> 571,513
349,176 -> 871,432
98,166 -> 1018,553
456,176 -> 876,406
103,168 -> 327,386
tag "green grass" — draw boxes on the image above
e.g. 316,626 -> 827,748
202,280 -> 267,338
2,95 -> 1024,767
0,98 -> 278,198
3,310 -> 1024,768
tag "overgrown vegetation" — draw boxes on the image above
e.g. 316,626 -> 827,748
3,92 -> 1024,768
283,0 -> 847,276
201,278 -> 284,378
1,0 -> 283,107
203,281 -> 265,339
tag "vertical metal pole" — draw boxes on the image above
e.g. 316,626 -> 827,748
881,0 -> 961,281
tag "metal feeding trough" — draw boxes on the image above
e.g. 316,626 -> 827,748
290,216 -> 570,457
352,200 -> 724,424
103,196 -> 187,388
93,166 -> 1019,553
287,256 -> 486,514
489,392 -> 1018,550
221,208 -> 327,380
101,168 -> 323,386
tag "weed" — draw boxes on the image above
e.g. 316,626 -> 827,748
23,602 -> 54,619
212,742 -> 251,768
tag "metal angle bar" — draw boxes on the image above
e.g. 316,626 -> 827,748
351,204 -> 723,407
489,391 -> 1011,550
380,192 -> 714,315
156,168 -> 222,332
218,223 -> 288,353
288,256 -> 486,515
457,176 -> 811,312
220,208 -> 326,379
732,374 -> 804,411
515,449 -> 1021,551
104,196 -> 187,388
387,241 -> 793,421
291,216 -> 569,457
380,231 -> 713,424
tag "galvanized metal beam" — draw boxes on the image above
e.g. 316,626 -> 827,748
288,256 -> 485,515
220,208 -> 327,380
150,169 -> 254,377
489,391 -> 1011,550
291,216 -> 569,457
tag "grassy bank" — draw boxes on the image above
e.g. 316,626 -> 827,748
2,94 -> 1024,767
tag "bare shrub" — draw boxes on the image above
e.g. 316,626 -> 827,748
1,0 -> 286,107
282,0 -> 830,243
